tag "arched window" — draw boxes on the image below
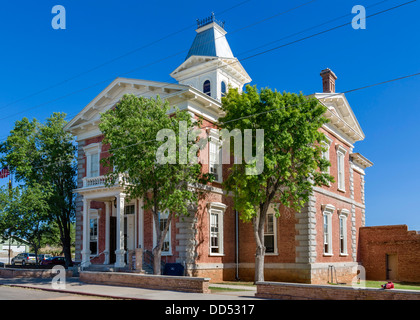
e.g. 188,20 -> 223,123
221,81 -> 226,97
203,80 -> 211,96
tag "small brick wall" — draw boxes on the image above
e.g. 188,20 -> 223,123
0,268 -> 73,279
256,281 -> 420,300
80,271 -> 210,293
359,225 -> 420,282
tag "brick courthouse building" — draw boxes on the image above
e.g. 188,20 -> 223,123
64,17 -> 373,284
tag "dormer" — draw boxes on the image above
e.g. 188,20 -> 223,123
170,14 -> 251,101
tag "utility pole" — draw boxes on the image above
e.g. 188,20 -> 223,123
7,165 -> 12,266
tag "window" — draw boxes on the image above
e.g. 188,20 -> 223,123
90,152 -> 99,177
203,80 -> 211,96
83,143 -> 102,178
322,204 -> 334,255
210,212 -> 220,253
339,209 -> 349,255
89,217 -> 98,255
124,204 -> 135,215
221,81 -> 226,97
208,202 -> 227,256
153,210 -> 171,254
209,129 -> 222,183
264,213 -> 276,254
336,145 -> 347,191
321,137 -> 332,174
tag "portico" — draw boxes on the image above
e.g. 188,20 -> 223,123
76,175 -> 144,269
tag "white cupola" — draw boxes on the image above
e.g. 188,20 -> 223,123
170,13 -> 251,101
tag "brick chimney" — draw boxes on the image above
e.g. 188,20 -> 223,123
320,68 -> 337,93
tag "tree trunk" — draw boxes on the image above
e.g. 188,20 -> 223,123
255,244 -> 265,283
61,221 -> 73,268
253,202 -> 270,283
152,246 -> 162,275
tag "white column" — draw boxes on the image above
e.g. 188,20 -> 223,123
104,201 -> 111,264
82,198 -> 91,268
115,193 -> 126,268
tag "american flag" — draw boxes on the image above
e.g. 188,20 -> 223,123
0,166 -> 10,179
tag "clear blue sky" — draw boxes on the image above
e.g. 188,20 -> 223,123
0,0 -> 419,230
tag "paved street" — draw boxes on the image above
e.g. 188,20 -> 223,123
0,285 -> 112,300
0,277 -> 262,300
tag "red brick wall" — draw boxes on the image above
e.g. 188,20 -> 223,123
256,281 -> 420,300
238,205 -> 297,265
318,129 -> 352,199
314,192 -> 354,263
359,225 -> 420,282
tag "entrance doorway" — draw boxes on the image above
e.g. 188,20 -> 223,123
386,253 -> 398,280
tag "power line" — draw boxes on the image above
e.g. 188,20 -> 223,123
0,0 -> 253,112
0,0 -> 320,123
7,68 -> 419,173
0,0 -> 416,143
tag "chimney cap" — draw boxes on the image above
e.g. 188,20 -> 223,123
320,68 -> 337,80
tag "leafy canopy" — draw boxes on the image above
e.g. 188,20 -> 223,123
219,85 -> 334,221
99,94 -> 209,217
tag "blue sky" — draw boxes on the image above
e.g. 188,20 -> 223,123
0,0 -> 419,230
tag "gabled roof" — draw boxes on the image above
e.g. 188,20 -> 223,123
63,77 -> 225,139
64,77 -> 189,134
312,92 -> 365,143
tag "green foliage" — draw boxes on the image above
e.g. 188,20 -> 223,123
99,94 -> 208,216
0,184 -> 52,258
220,85 -> 334,221
219,85 -> 334,281
99,94 -> 211,273
0,112 -> 76,266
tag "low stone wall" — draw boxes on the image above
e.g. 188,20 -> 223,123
256,281 -> 420,300
80,271 -> 211,294
0,267 -> 73,279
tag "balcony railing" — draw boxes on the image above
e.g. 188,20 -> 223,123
82,174 -> 128,189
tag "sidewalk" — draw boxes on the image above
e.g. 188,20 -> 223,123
0,277 -> 261,300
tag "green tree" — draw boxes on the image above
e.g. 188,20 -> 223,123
0,184 -> 52,265
0,113 -> 77,267
99,94 -> 210,274
219,86 -> 334,282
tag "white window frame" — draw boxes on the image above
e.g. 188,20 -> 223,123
83,143 -> 102,178
322,136 -> 333,174
208,202 -> 227,256
153,209 -> 172,256
322,204 -> 335,256
338,209 -> 349,256
208,129 -> 223,183
89,209 -> 99,257
264,204 -> 279,255
336,144 -> 347,192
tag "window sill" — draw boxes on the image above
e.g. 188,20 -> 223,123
339,253 -> 349,257
209,253 -> 225,257
323,253 -> 333,257
265,252 -> 279,256
337,188 -> 346,193
161,252 -> 172,256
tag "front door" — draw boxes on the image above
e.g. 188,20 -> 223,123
386,254 -> 398,280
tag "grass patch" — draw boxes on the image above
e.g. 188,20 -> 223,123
362,281 -> 420,291
209,286 -> 254,292
214,281 -> 256,287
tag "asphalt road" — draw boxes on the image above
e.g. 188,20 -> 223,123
0,285 -> 113,300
